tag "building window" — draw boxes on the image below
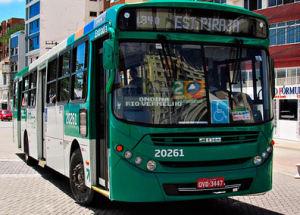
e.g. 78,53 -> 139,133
29,35 -> 39,51
3,74 -> 7,85
275,67 -> 300,85
269,20 -> 300,45
279,99 -> 298,121
29,2 -> 40,18
90,11 -> 97,17
29,19 -> 39,34
244,0 -> 262,10
269,0 -> 299,7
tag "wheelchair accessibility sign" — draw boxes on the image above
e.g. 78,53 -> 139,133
211,100 -> 229,124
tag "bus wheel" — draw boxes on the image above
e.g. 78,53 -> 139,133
70,148 -> 95,205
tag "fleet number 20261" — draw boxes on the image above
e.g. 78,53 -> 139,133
155,149 -> 184,158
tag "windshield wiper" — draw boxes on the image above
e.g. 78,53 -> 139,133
157,35 -> 176,84
232,39 -> 244,85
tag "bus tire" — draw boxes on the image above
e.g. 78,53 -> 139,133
24,133 -> 36,166
69,148 -> 95,205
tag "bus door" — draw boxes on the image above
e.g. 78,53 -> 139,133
40,68 -> 46,160
94,38 -> 109,189
14,80 -> 22,149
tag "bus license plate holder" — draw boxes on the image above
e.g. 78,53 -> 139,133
197,177 -> 225,189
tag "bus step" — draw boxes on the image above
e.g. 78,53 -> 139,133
92,186 -> 110,198
38,159 -> 46,168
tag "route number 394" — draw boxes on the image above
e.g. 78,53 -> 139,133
155,149 -> 184,158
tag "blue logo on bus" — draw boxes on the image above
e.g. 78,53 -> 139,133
211,100 -> 229,124
186,81 -> 201,94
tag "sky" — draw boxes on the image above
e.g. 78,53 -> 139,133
0,0 -> 25,22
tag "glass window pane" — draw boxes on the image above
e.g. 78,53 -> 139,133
287,26 -> 295,44
244,0 -> 249,9
30,71 -> 37,88
48,59 -> 57,81
74,42 -> 87,72
270,29 -> 276,45
24,77 -> 29,91
72,71 -> 87,100
277,27 -> 285,45
287,68 -> 296,84
58,77 -> 69,102
277,69 -> 286,85
29,36 -> 39,51
47,83 -> 56,104
296,26 -> 300,42
258,0 -> 262,9
269,0 -> 276,6
29,2 -> 40,18
29,89 -> 36,106
22,92 -> 28,107
279,99 -> 298,121
29,19 -> 39,34
60,51 -> 71,77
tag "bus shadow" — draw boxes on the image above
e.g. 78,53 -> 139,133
15,153 -> 73,198
15,152 -> 283,215
92,197 -> 283,215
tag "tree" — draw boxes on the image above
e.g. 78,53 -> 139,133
0,25 -> 24,46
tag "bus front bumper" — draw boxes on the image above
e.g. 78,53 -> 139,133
108,155 -> 272,202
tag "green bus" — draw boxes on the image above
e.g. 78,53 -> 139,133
13,0 -> 275,205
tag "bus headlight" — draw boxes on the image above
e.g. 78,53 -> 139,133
253,156 -> 262,165
124,151 -> 132,159
147,160 -> 156,171
135,157 -> 143,165
267,145 -> 273,153
262,151 -> 269,159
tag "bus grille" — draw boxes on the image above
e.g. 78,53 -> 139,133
163,178 -> 253,196
150,131 -> 259,147
159,157 -> 251,168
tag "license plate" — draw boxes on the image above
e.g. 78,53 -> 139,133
197,177 -> 225,189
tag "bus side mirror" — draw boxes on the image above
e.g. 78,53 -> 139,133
103,39 -> 118,70
270,59 -> 275,98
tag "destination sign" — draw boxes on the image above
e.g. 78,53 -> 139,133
118,8 -> 267,38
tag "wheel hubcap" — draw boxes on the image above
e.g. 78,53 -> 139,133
72,162 -> 87,193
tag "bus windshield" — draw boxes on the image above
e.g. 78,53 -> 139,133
113,42 -> 272,125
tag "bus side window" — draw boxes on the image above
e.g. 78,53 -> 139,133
58,50 -> 71,103
47,58 -> 58,104
29,70 -> 37,107
22,76 -> 29,107
71,41 -> 88,101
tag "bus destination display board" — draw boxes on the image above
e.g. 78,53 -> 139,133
118,8 -> 267,38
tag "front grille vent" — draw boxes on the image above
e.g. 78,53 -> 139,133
150,131 -> 259,147
159,157 -> 251,168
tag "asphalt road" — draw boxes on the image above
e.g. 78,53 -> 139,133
0,121 -> 300,215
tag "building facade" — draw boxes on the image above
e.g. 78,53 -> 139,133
255,1 -> 300,141
25,0 -> 103,66
0,18 -> 25,110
